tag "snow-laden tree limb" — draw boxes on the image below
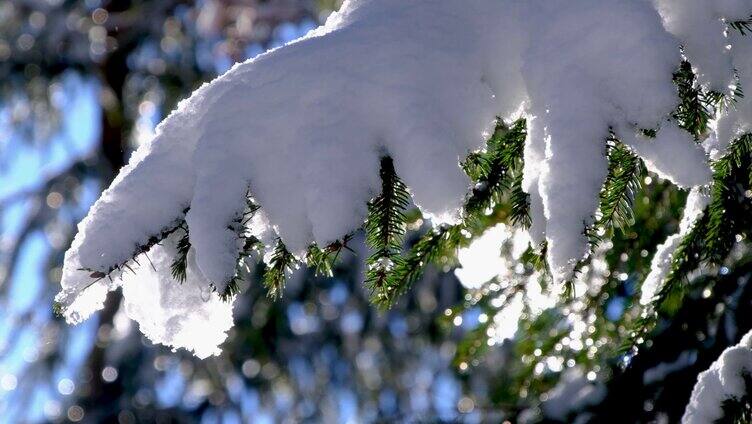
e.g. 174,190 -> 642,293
56,0 -> 752,357
683,330 -> 752,423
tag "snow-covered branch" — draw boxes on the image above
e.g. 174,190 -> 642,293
56,0 -> 752,359
683,330 -> 752,423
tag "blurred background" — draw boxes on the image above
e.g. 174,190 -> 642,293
2,1 -> 752,423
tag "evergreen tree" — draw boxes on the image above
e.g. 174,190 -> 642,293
5,0 -> 752,422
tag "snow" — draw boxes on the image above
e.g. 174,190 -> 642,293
57,231 -> 235,358
714,30 -> 752,159
619,122 -> 711,188
522,0 -> 696,281
683,330 -> 752,424
522,116 -> 547,248
659,0 -> 752,160
56,0 -> 751,355
120,233 -> 235,359
639,233 -> 683,306
640,187 -> 710,306
653,0 -> 735,91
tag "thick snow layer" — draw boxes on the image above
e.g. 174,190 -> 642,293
683,330 -> 752,424
523,0 -> 692,281
57,0 -> 751,351
120,234 -> 235,359
60,232 -> 235,358
714,30 -> 752,159
653,0 -> 735,91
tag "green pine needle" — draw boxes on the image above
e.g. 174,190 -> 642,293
219,278 -> 242,301
729,16 -> 752,35
521,243 -> 549,275
373,119 -> 529,308
306,234 -> 354,278
306,245 -> 335,278
510,170 -> 532,229
263,239 -> 296,299
377,225 -> 464,308
364,156 -> 410,297
673,61 -> 725,138
462,151 -> 492,182
705,134 -> 752,263
170,225 -> 191,283
625,134 -> 752,354
464,120 -> 527,215
596,139 -> 645,233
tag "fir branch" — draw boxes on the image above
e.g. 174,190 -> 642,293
562,234 -> 596,301
364,156 -> 410,296
462,151 -> 492,182
219,234 -> 264,301
70,213 -> 189,310
262,239 -> 296,299
620,211 -> 709,355
376,225 -> 464,308
170,224 -> 190,283
729,16 -> 752,36
673,61 -> 723,138
596,139 -> 645,232
509,170 -> 532,229
60,217 -> 186,318
705,134 -> 752,263
214,196 -> 264,299
577,139 -> 643,307
306,245 -> 334,278
365,156 -> 410,257
373,119 -> 529,308
306,234 -> 354,278
219,278 -> 242,301
464,120 -> 527,215
497,120 -> 527,167
657,214 -> 708,307
625,134 -> 752,354
718,374 -> 752,424
521,243 -> 549,275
